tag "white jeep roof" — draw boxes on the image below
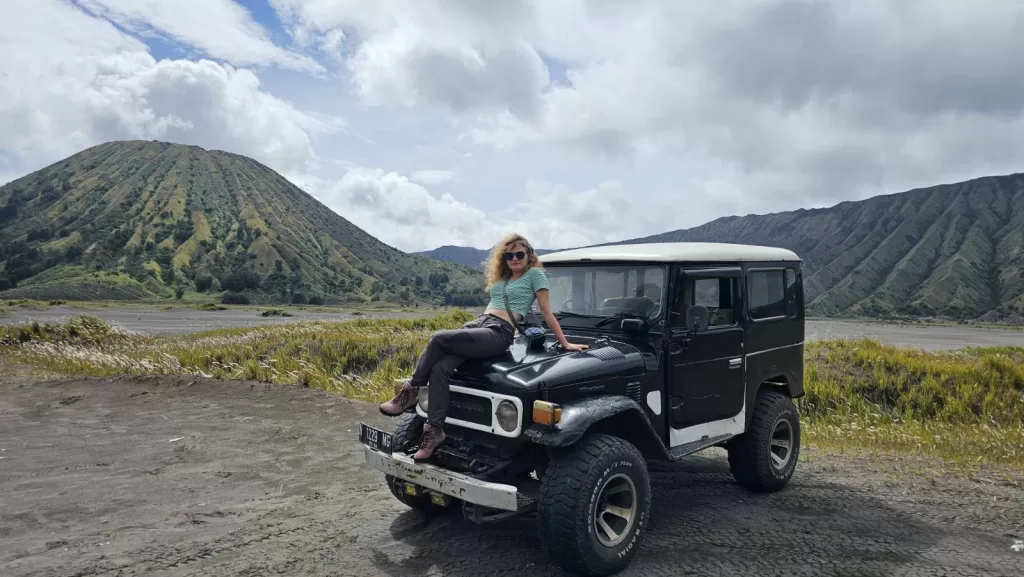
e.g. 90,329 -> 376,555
539,242 -> 801,264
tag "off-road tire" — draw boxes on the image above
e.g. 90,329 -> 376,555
728,389 -> 801,492
391,410 -> 424,454
537,434 -> 651,577
383,412 -> 451,514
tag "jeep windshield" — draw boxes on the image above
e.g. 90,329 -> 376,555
536,263 -> 666,328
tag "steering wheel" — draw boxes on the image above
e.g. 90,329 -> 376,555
562,298 -> 590,311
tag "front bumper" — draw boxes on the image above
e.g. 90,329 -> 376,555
364,447 -> 522,512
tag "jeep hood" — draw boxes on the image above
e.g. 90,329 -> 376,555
451,334 -> 652,393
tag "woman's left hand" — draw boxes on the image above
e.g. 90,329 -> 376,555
561,342 -> 589,352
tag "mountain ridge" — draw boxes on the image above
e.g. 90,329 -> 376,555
413,245 -> 558,269
417,173 -> 1024,322
0,140 -> 486,305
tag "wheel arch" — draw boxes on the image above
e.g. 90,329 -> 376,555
761,372 -> 802,397
523,395 -> 670,461
742,375 -> 801,429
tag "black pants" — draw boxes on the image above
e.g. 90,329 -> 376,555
411,314 -> 515,427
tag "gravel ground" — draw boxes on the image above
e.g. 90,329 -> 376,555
2,375 -> 1021,577
2,304 -> 1022,350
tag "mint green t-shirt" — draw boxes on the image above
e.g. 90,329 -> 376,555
487,267 -> 549,318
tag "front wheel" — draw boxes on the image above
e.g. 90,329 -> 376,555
728,389 -> 801,492
537,434 -> 651,577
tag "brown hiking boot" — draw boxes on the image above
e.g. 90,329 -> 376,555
413,424 -> 446,462
379,381 -> 418,416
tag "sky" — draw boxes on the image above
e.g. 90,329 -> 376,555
3,1 -> 1024,252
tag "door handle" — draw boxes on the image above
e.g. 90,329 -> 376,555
729,358 -> 742,369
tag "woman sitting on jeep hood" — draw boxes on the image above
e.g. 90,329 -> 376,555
378,232 -> 588,461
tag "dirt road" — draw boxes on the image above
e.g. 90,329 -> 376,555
2,375 -> 1021,577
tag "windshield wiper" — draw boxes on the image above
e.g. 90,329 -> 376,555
554,311 -> 601,319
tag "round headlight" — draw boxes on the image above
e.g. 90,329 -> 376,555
417,387 -> 429,412
495,400 -> 519,432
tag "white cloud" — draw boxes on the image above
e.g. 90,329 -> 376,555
301,167 -> 684,252
0,0 -> 341,180
276,0 -> 1024,227
77,0 -> 323,72
306,167 -> 495,251
411,170 -> 455,186
6,0 -> 1024,256
271,0 -> 549,116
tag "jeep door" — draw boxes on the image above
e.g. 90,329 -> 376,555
666,267 -> 745,429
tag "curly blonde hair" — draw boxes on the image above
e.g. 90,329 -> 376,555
485,233 -> 543,287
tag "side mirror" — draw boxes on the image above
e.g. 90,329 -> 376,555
620,318 -> 647,333
685,305 -> 709,332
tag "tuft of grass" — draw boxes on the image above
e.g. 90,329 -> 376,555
194,303 -> 227,311
260,308 -> 292,317
1,310 -> 475,402
0,314 -> 140,347
6,299 -> 51,310
799,339 -> 1024,468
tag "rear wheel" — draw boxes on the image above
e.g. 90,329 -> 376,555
537,434 -> 651,577
728,389 -> 801,492
384,412 -> 452,514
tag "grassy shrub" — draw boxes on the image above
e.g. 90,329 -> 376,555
0,314 -> 136,346
1,310 -> 474,401
800,339 -> 1023,425
221,291 -> 250,305
799,339 -> 1023,467
260,308 -> 292,317
6,299 -> 51,310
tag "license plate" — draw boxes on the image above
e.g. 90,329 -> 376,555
359,422 -> 393,454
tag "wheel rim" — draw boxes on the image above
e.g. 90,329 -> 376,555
593,473 -> 637,548
769,418 -> 793,470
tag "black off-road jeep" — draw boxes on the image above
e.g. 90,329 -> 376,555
359,242 -> 805,576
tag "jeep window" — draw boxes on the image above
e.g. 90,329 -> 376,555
672,275 -> 738,327
543,264 -> 666,321
748,269 -> 788,320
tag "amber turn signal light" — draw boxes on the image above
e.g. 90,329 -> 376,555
533,400 -> 562,426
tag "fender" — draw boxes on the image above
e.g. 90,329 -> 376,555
522,395 -> 670,460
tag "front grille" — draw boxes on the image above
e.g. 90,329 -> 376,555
442,426 -> 528,463
446,426 -> 501,449
447,391 -> 491,425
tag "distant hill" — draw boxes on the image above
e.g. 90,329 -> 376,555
413,245 -> 558,269
0,141 -> 484,305
611,174 -> 1024,322
418,174 -> 1024,322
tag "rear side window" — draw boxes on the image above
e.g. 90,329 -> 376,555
748,270 -> 786,319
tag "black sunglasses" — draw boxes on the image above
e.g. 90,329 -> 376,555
504,251 -> 526,261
